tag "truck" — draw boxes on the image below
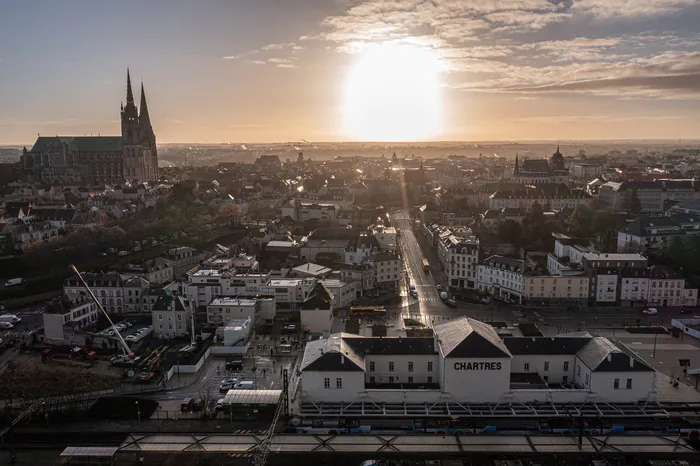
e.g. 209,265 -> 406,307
4,278 -> 23,287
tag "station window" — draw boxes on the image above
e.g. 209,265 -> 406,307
626,378 -> 632,389
336,378 -> 342,389
614,378 -> 620,389
369,376 -> 375,384
408,377 -> 413,383
564,361 -> 569,371
427,376 -> 433,383
544,361 -> 549,371
389,376 -> 394,383
369,361 -> 375,372
324,378 -> 330,389
524,363 -> 529,371
408,361 -> 414,372
389,361 -> 394,372
427,361 -> 433,372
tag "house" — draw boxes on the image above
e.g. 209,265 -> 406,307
300,281 -> 334,334
152,295 -> 193,339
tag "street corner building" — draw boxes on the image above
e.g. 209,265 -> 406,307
19,69 -> 158,184
299,317 -> 656,405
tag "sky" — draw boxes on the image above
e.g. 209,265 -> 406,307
2,0 -> 700,144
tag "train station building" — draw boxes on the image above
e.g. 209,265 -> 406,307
299,317 -> 656,404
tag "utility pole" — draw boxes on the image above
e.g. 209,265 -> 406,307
653,331 -> 658,359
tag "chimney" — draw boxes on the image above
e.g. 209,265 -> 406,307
341,354 -> 345,364
629,356 -> 634,368
607,354 -> 612,362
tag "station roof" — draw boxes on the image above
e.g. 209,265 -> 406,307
222,389 -> 281,405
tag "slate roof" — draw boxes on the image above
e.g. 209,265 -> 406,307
153,295 -> 190,312
31,136 -> 123,153
576,337 -> 653,372
620,215 -> 699,237
520,159 -> 550,174
481,255 -> 526,274
343,335 -> 436,356
300,335 -> 365,372
300,281 -> 333,311
433,317 -> 512,358
504,337 -> 591,355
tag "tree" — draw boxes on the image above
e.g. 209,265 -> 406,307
498,220 -> 523,246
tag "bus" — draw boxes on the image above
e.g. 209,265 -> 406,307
349,306 -> 387,318
422,258 -> 430,273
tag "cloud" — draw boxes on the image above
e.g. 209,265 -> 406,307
228,123 -> 272,128
246,60 -> 267,65
99,80 -> 112,85
166,118 -> 184,124
571,0 -> 699,18
484,11 -> 572,31
221,55 -> 241,60
508,73 -> 700,93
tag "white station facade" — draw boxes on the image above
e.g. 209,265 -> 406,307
300,317 -> 656,405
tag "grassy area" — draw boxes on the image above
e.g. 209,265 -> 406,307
404,318 -> 425,327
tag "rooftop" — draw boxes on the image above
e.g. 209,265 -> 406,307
209,297 -> 257,307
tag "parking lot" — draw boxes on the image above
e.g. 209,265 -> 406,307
0,307 -> 44,347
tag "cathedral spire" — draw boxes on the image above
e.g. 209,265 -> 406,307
139,81 -> 151,128
514,153 -> 520,176
126,68 -> 134,104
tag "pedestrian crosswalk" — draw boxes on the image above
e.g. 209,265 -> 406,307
14,309 -> 43,317
0,330 -> 34,340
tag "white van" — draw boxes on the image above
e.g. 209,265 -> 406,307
233,381 -> 255,390
0,314 -> 21,324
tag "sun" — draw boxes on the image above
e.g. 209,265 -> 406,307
342,43 -> 444,142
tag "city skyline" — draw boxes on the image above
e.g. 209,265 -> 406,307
2,0 -> 700,144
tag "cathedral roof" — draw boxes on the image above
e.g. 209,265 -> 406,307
30,136 -> 123,153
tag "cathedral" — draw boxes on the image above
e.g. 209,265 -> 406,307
511,146 -> 569,184
19,70 -> 158,184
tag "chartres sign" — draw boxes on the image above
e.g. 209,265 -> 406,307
454,362 -> 502,371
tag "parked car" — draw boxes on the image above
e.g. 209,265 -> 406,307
219,378 -> 239,393
181,398 -> 194,412
643,308 -> 659,315
225,359 -> 244,371
233,381 -> 255,390
283,324 -> 297,333
216,398 -> 225,411
0,322 -> 14,330
125,335 -> 138,342
192,399 -> 204,412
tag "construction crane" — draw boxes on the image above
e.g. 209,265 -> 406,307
69,265 -> 133,358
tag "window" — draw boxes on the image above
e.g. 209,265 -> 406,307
428,361 -> 433,372
408,361 -> 414,372
389,376 -> 394,383
585,373 -> 590,386
544,361 -> 550,371
369,376 -> 375,383
324,378 -> 330,389
563,361 -> 569,371
577,366 -> 581,376
524,363 -> 530,371
158,314 -> 163,320
369,361 -> 375,372
427,376 -> 433,383
177,314 -> 182,321
336,378 -> 342,389
614,378 -> 620,389
389,361 -> 394,372
408,377 -> 413,383
626,378 -> 632,389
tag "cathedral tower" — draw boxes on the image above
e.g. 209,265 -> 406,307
121,69 -> 145,181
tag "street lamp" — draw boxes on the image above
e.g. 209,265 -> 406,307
135,401 -> 141,423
